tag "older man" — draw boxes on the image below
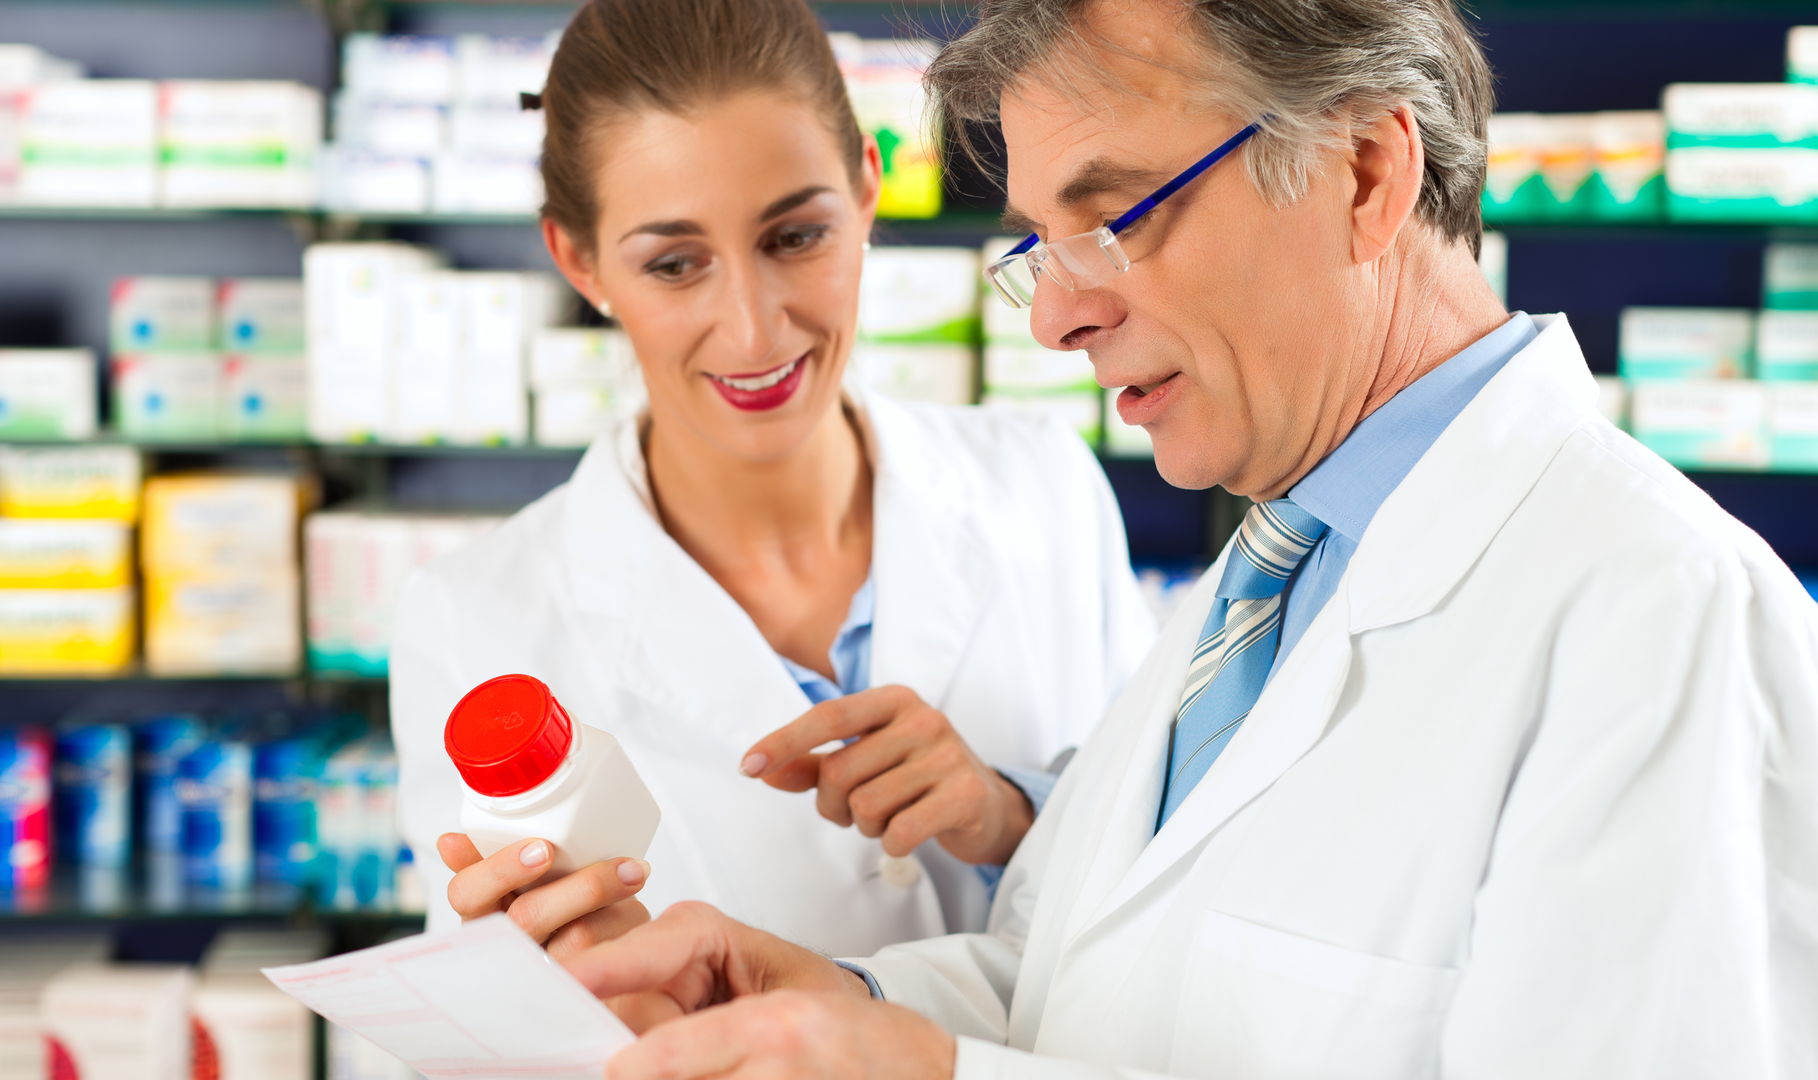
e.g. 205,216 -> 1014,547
559,1 -> 1818,1077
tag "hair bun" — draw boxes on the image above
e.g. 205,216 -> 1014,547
519,91 -> 544,111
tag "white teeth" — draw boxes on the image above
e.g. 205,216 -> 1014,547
715,356 -> 801,392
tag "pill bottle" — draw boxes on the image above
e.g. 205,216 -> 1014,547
445,673 -> 660,878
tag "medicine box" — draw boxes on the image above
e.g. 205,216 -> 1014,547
218,278 -> 305,355
319,146 -> 431,214
454,32 -> 558,106
1793,27 -> 1818,85
0,587 -> 135,674
1770,383 -> 1818,470
448,104 -> 544,154
41,965 -> 194,1080
1534,114 -> 1595,220
18,79 -> 158,207
859,247 -> 983,343
0,445 -> 141,520
334,97 -> 445,155
981,389 -> 1103,446
1664,83 -> 1818,149
1756,310 -> 1818,381
1589,111 -> 1666,221
157,80 -> 322,210
850,343 -> 976,406
1482,113 -> 1547,221
0,520 -> 132,588
1664,84 -> 1818,222
836,34 -> 942,219
141,474 -> 302,574
145,569 -> 301,675
1764,243 -> 1818,310
222,354 -> 308,440
341,35 -> 457,105
393,270 -> 462,443
984,343 -> 1098,394
111,276 -> 215,354
529,329 -> 645,445
431,147 -> 543,215
1629,379 -> 1770,469
1618,307 -> 1755,381
112,353 -> 224,441
305,242 -> 441,443
0,348 -> 97,440
192,973 -> 314,1080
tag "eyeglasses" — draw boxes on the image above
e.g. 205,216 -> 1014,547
984,121 -> 1263,310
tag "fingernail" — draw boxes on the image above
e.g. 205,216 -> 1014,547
520,841 -> 549,867
617,859 -> 649,886
739,752 -> 767,777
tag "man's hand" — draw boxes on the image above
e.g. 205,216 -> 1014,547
738,685 -> 1035,866
606,990 -> 956,1080
561,900 -> 866,1011
438,833 -> 650,961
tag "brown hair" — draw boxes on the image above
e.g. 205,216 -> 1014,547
541,0 -> 866,254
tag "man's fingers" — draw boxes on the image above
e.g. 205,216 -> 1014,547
562,901 -> 732,1003
505,857 -> 650,944
437,832 -> 483,874
445,838 -> 558,919
604,991 -> 686,1037
760,753 -> 823,793
604,995 -> 785,1080
740,686 -> 919,779
879,792 -> 963,858
544,897 -> 652,962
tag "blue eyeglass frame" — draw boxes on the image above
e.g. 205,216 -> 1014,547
1001,121 -> 1264,260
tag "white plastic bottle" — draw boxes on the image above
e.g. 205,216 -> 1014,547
445,673 -> 661,878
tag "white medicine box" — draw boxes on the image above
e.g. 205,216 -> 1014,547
0,349 -> 97,440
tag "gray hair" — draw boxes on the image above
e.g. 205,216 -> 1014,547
928,0 -> 1493,255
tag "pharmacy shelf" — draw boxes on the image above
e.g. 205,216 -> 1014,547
0,863 -> 425,926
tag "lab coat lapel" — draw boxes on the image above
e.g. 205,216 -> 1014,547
1068,314 -> 1600,937
562,424 -> 812,749
862,395 -> 996,706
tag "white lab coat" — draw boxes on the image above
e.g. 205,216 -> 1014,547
390,391 -> 1156,957
853,315 -> 1818,1079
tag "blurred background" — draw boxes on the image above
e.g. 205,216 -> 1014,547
2,0 -> 1818,1077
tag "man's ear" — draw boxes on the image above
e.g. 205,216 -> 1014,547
543,217 -> 607,312
1348,105 -> 1424,265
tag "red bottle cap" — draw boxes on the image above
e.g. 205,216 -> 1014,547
444,674 -> 574,797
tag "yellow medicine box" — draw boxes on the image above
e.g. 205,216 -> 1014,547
144,570 -> 300,676
0,587 -> 136,675
0,520 -> 133,588
141,474 -> 305,574
0,445 -> 142,521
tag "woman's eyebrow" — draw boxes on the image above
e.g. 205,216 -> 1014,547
619,185 -> 834,242
759,185 -> 834,221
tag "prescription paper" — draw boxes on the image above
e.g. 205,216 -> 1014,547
262,913 -> 633,1079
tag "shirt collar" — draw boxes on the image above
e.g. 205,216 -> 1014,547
1290,312 -> 1538,542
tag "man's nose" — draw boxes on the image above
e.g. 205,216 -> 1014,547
1028,276 -> 1124,353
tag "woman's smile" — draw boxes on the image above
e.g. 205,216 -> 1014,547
707,352 -> 809,411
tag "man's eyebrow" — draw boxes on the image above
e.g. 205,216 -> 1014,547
999,159 -> 1170,238
621,185 -> 834,243
1057,158 -> 1169,206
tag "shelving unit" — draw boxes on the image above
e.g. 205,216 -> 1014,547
6,0 -> 1818,958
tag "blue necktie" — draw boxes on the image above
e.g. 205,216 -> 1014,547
1157,497 -> 1327,828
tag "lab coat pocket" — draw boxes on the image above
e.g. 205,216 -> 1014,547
1169,909 -> 1460,1080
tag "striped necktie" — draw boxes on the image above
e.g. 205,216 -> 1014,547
1157,497 -> 1327,828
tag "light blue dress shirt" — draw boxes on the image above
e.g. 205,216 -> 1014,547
1274,312 -> 1538,672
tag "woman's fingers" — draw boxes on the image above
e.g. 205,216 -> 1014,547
437,832 -> 484,874
445,837 -> 557,920
740,686 -> 919,779
505,857 -> 651,944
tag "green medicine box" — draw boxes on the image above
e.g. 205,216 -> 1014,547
1619,307 -> 1755,381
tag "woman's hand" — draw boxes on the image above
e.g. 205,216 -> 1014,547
738,685 -> 1035,866
437,833 -> 651,962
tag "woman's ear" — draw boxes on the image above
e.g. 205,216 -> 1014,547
855,132 -> 884,225
543,217 -> 608,313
